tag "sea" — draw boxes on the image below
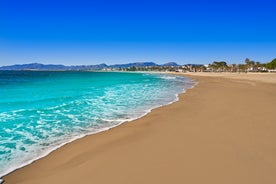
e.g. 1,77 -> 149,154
0,71 -> 195,179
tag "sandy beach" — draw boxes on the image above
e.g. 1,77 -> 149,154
3,73 -> 276,184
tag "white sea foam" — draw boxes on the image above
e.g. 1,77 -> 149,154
160,76 -> 177,80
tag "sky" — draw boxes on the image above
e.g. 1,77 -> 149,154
0,0 -> 275,66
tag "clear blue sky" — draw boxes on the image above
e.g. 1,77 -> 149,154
0,0 -> 275,66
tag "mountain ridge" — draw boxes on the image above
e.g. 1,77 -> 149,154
0,62 -> 180,70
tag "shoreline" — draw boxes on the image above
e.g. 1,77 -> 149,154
0,73 -> 195,181
4,73 -> 276,184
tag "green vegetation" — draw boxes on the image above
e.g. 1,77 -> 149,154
206,58 -> 270,72
112,57 -> 275,73
209,61 -> 228,71
266,58 -> 276,69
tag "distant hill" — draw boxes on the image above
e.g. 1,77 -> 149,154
0,63 -> 67,70
0,62 -> 181,71
0,63 -> 108,71
109,62 -> 159,68
162,62 -> 179,67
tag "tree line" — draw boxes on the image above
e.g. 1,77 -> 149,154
112,58 -> 276,72
207,58 -> 276,72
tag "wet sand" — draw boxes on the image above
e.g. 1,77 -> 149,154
4,73 -> 276,184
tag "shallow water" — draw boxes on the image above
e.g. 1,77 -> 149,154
0,71 -> 195,177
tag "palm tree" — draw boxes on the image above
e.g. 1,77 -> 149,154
244,58 -> 255,72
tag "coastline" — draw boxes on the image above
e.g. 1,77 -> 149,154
4,73 -> 276,184
0,72 -> 195,180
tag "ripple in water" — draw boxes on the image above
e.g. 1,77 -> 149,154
0,71 -> 195,178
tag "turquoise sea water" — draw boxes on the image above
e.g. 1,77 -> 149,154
0,71 -> 195,178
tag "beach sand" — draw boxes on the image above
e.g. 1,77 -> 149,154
4,73 -> 276,184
